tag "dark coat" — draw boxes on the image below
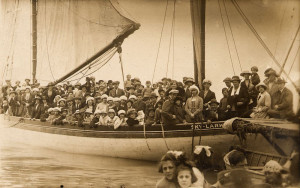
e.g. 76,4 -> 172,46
161,99 -> 176,126
9,97 -> 20,116
31,103 -> 43,119
109,88 -> 125,98
199,90 -> 216,106
133,100 -> 146,112
173,105 -> 186,124
43,89 -> 57,105
272,87 -> 293,115
251,73 -> 260,86
126,117 -> 139,126
228,86 -> 250,116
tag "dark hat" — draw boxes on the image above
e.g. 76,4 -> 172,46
251,66 -> 258,71
276,77 -> 287,84
25,78 -> 31,81
108,80 -> 113,84
231,76 -> 241,82
174,96 -> 183,102
74,96 -> 81,100
264,68 -> 278,77
223,77 -> 232,82
209,99 -> 219,105
113,81 -> 120,85
162,77 -> 167,81
146,81 -> 151,84
240,70 -> 251,76
47,82 -> 54,86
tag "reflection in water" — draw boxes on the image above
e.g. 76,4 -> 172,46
0,128 -> 160,187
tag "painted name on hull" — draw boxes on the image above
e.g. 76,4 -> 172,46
191,123 -> 223,130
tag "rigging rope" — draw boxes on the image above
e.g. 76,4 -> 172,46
172,1 -> 176,80
152,0 -> 169,83
287,45 -> 299,77
44,0 -> 56,81
218,0 -> 235,75
223,0 -> 242,72
273,0 -> 288,59
279,25 -> 300,75
166,0 -> 176,78
231,0 -> 299,91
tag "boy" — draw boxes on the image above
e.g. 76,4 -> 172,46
250,66 -> 260,86
124,74 -> 132,91
219,88 -> 229,120
142,81 -> 153,99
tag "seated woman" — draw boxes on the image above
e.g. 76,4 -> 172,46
114,110 -> 128,129
250,83 -> 271,119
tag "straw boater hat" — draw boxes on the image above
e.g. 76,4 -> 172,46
223,77 -> 232,82
189,85 -> 199,93
256,83 -> 268,90
129,95 -> 137,100
120,95 -> 127,101
203,79 -> 212,85
101,94 -> 108,99
240,70 -> 251,77
184,77 -> 194,84
118,110 -> 126,116
231,76 -> 241,82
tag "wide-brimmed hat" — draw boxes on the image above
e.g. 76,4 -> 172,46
94,110 -> 101,115
108,109 -> 115,114
169,89 -> 179,94
264,68 -> 278,77
223,77 -> 232,82
189,85 -> 199,93
256,83 -> 268,90
101,94 -> 108,99
32,88 -> 39,92
208,98 -> 219,105
118,110 -> 126,115
231,76 -> 241,82
240,70 -> 251,76
86,97 -> 94,104
58,98 -> 66,103
107,97 -> 113,101
127,108 -> 137,115
203,79 -> 212,85
128,95 -> 137,100
120,95 -> 127,101
184,77 -> 195,84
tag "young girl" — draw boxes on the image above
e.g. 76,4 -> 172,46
114,110 -> 127,129
105,109 -> 119,127
126,109 -> 139,126
176,164 -> 198,188
99,110 -> 108,125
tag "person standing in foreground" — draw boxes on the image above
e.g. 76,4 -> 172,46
267,78 -> 293,119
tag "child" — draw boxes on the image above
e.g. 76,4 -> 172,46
176,163 -> 198,188
250,66 -> 260,86
107,97 -> 115,110
126,109 -> 139,126
219,88 -> 229,120
90,110 -> 101,128
145,107 -> 155,126
114,110 -> 128,129
105,109 -> 119,127
46,108 -> 55,122
72,110 -> 83,127
99,110 -> 108,125
83,110 -> 93,126
136,110 -> 145,126
124,74 -> 132,91
154,100 -> 163,124
142,81 -> 153,98
51,107 -> 62,125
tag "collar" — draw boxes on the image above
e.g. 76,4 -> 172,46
230,85 -> 241,96
280,87 -> 285,93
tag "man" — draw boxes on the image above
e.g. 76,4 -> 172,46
240,70 -> 258,109
109,81 -> 125,97
223,77 -> 232,90
267,78 -> 293,119
133,93 -> 146,112
161,89 -> 178,126
184,77 -> 194,99
263,68 -> 279,98
204,99 -> 222,123
8,91 -> 20,116
31,96 -> 43,119
24,78 -> 31,86
227,76 -> 250,117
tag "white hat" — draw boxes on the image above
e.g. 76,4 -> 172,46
101,94 -> 108,99
113,97 -> 120,102
53,107 -> 61,112
100,110 -> 107,114
32,88 -> 39,92
25,86 -> 31,91
189,85 -> 199,93
108,109 -> 115,114
120,95 -> 127,101
107,96 -> 113,101
48,108 -> 53,113
58,98 -> 66,103
263,160 -> 283,173
86,97 -> 94,104
169,89 -> 179,94
118,110 -> 126,115
94,110 -> 101,115
57,83 -> 63,87
129,95 -> 137,100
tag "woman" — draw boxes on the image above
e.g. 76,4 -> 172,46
185,85 -> 203,123
250,83 -> 271,119
199,79 -> 216,110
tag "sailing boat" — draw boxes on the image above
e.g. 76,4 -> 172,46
0,0 -> 299,162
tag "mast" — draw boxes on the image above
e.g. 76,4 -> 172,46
190,0 -> 206,89
32,0 -> 37,85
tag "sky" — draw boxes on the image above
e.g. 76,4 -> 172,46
0,0 -> 299,108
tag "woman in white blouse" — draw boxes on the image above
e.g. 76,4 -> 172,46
250,83 -> 271,119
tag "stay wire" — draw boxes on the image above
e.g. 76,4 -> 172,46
166,0 -> 176,78
172,0 -> 176,79
152,0 -> 169,83
231,0 -> 298,91
218,0 -> 235,75
274,0 -> 288,58
223,0 -> 242,72
287,45 -> 299,76
44,0 -> 56,81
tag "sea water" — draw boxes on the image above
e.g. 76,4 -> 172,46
0,127 -> 160,187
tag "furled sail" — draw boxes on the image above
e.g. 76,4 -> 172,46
0,0 -> 139,85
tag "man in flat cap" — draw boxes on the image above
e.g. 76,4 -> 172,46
109,81 -> 125,98
161,89 -> 179,126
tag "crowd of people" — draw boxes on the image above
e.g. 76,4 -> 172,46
0,66 -> 296,129
156,146 -> 299,188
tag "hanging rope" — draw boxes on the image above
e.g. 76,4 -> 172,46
117,45 -> 126,85
44,0 -> 56,81
287,45 -> 299,76
166,0 -> 176,78
218,0 -> 235,75
223,0 -> 242,72
273,0 -> 288,58
152,0 -> 169,83
279,25 -> 300,75
231,0 -> 299,92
